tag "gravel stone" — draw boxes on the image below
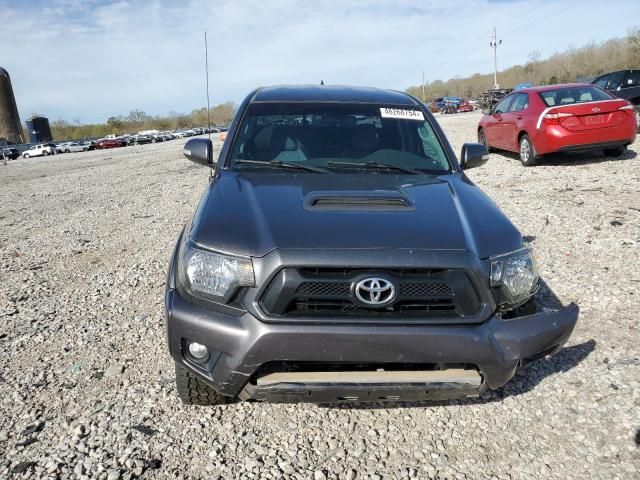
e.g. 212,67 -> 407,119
1,121 -> 639,479
104,365 -> 125,377
107,468 -> 121,480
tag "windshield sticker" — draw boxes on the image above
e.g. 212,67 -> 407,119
380,108 -> 424,121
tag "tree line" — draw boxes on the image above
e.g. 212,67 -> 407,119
406,27 -> 640,101
41,102 -> 236,141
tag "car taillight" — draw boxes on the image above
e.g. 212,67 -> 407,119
543,112 -> 572,125
618,104 -> 635,118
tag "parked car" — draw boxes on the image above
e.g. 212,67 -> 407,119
79,140 -> 97,150
95,138 -> 126,149
58,142 -> 88,153
478,83 -> 637,166
165,84 -> 578,405
22,143 -> 56,158
1,147 -> 20,160
592,70 -> 640,130
592,69 -> 640,104
131,134 -> 153,144
457,100 -> 474,113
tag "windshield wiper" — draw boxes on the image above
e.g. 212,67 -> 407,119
235,159 -> 330,173
327,161 -> 423,175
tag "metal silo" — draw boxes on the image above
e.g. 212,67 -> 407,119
0,66 -> 24,144
26,116 -> 52,143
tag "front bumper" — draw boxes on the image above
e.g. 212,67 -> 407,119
165,287 -> 579,402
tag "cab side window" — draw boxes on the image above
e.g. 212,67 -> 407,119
593,75 -> 609,88
622,71 -> 640,88
606,71 -> 625,90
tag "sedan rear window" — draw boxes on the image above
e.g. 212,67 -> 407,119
538,86 -> 614,107
229,102 -> 451,174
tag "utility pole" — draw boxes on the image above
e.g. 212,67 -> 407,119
422,71 -> 425,102
489,26 -> 502,89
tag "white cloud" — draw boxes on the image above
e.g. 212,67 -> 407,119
1,0 -> 638,123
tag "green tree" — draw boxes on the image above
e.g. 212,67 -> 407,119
628,26 -> 640,66
106,116 -> 123,133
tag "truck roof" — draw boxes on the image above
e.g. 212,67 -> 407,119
251,84 -> 418,105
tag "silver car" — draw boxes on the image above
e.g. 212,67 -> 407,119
59,142 -> 89,153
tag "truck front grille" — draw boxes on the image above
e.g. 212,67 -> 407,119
259,267 -> 480,321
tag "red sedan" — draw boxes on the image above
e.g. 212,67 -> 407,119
95,138 -> 126,149
457,100 -> 474,113
478,83 -> 637,166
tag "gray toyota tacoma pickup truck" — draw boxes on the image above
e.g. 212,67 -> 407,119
165,85 -> 578,405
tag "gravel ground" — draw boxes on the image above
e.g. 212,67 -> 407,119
1,114 -> 639,480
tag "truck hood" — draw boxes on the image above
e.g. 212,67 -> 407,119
192,172 -> 522,259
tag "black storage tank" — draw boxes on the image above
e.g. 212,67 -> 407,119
26,116 -> 52,143
0,66 -> 24,144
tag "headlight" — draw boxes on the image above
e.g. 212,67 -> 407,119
490,247 -> 539,308
177,240 -> 254,303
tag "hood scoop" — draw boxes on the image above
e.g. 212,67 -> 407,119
304,192 -> 414,211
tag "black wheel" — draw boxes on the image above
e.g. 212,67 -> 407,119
478,128 -> 492,152
603,147 -> 625,157
175,363 -> 228,406
151,138 -> 156,143
42,150 -> 48,156
23,153 -> 30,158
65,149 -> 70,153
518,134 -> 537,166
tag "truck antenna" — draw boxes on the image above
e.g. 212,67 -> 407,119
205,31 -> 211,140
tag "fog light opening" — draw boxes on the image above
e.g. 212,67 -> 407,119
187,341 -> 209,362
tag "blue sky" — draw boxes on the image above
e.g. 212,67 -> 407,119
1,0 -> 638,123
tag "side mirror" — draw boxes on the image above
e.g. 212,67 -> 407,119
460,143 -> 490,170
183,138 -> 215,167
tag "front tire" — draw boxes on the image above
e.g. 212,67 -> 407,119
43,150 -> 49,156
519,134 -> 537,166
23,153 -> 30,158
175,363 -> 228,406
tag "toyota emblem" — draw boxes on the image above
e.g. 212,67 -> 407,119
592,107 -> 601,113
354,277 -> 396,306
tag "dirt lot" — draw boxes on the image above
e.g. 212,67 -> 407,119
1,113 -> 639,479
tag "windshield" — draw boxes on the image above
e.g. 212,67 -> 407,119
538,85 -> 614,107
228,103 -> 451,174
